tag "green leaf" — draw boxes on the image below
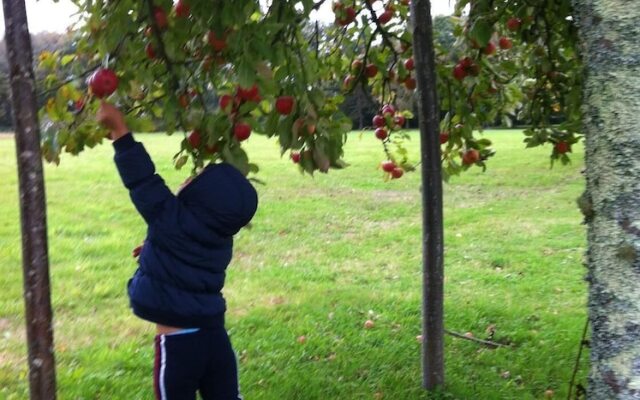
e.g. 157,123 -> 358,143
237,61 -> 256,88
468,19 -> 493,47
61,54 -> 76,67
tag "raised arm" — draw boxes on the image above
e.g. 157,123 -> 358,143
97,101 -> 176,224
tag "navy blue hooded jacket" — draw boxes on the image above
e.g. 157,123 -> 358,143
113,133 -> 258,328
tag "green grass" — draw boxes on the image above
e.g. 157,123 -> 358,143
0,130 -> 588,399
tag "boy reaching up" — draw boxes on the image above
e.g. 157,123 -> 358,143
97,101 -> 257,400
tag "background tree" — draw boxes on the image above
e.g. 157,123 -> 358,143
572,1 -> 640,398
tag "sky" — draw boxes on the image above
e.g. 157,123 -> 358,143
0,0 -> 455,35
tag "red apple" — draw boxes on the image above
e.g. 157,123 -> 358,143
236,84 -> 260,102
372,114 -> 386,128
87,68 -> 118,98
337,6 -> 356,26
174,0 -> 190,18
188,130 -> 201,148
484,41 -> 497,55
365,64 -> 378,78
404,77 -> 417,90
468,63 -> 481,76
375,127 -> 388,140
404,57 -> 414,71
207,31 -> 227,52
153,6 -> 168,30
462,149 -> 480,165
234,122 -> 252,141
378,9 -> 393,24
364,320 -> 375,329
381,160 -> 396,172
219,94 -> 233,112
351,59 -> 364,74
382,104 -> 395,116
178,94 -> 189,108
275,96 -> 295,115
205,143 -> 219,154
145,43 -> 156,59
394,114 -> 406,127
306,124 -> 317,135
391,168 -> 404,179
439,131 -> 449,144
453,63 -> 467,81
387,69 -> 396,80
499,37 -> 513,50
291,151 -> 301,163
555,141 -> 570,154
460,57 -> 474,68
343,75 -> 355,90
507,17 -> 521,31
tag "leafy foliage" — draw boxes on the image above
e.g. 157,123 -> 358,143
38,0 -> 582,177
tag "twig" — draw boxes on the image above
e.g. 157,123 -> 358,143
567,318 -> 590,400
445,329 -> 509,348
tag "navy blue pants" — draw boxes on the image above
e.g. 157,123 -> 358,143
153,328 -> 242,400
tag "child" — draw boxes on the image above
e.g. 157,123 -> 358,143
97,101 -> 258,400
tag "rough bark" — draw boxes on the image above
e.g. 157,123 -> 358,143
2,0 -> 57,398
411,0 -> 445,390
572,1 -> 640,398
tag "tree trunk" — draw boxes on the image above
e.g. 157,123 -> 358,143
573,1 -> 640,398
2,0 -> 57,398
411,0 -> 445,390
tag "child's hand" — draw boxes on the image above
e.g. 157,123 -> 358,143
96,101 -> 129,140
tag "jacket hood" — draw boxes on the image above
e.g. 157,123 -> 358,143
178,163 -> 258,236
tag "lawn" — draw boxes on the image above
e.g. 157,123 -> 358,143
0,130 -> 588,399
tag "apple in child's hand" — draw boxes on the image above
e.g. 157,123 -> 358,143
275,96 -> 295,115
234,122 -> 252,141
87,68 -> 118,98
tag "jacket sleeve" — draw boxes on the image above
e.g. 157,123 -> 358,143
112,133 -> 177,224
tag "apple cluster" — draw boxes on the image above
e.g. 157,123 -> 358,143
372,104 -> 407,179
